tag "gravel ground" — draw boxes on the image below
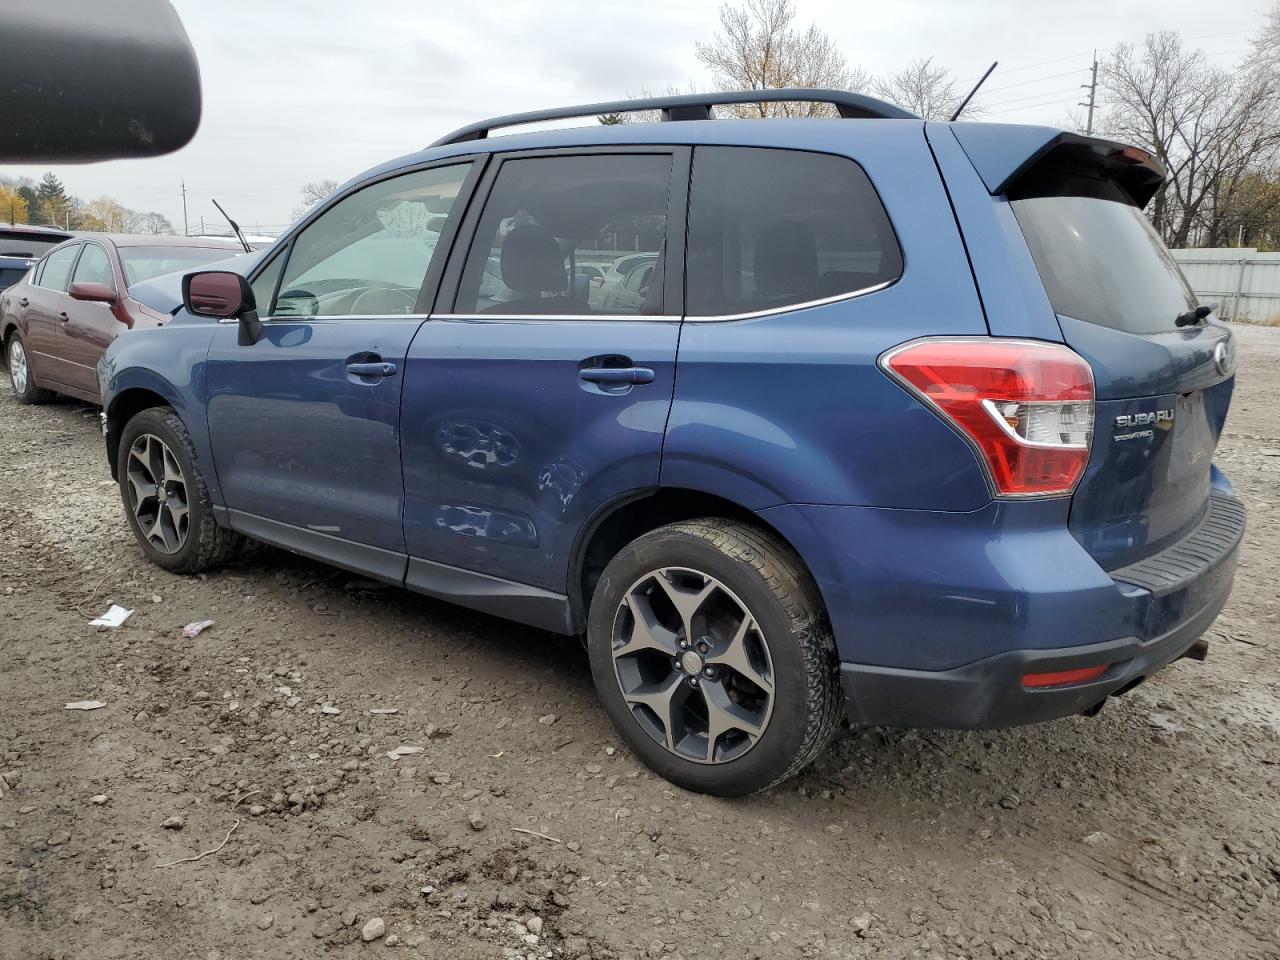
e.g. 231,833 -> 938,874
1,325 -> 1278,960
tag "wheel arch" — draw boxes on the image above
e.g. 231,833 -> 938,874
104,384 -> 180,479
1,319 -> 20,368
569,486 -> 823,628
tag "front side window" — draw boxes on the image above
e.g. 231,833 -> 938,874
34,244 -> 81,292
273,162 -> 474,318
455,153 -> 673,316
72,243 -> 116,291
686,147 -> 902,317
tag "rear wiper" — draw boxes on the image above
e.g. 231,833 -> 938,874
1175,304 -> 1215,327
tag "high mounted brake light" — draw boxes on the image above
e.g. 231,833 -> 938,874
880,339 -> 1095,498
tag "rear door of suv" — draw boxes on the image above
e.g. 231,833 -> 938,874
400,147 -> 686,622
936,126 -> 1240,635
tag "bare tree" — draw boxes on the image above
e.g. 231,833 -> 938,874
871,57 -> 973,121
1099,30 -> 1280,247
291,179 -> 340,219
695,0 -> 868,117
138,211 -> 174,235
300,179 -> 339,208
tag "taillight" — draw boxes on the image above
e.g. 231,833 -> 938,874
881,338 -> 1094,498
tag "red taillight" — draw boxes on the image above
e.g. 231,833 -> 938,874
1022,664 -> 1109,688
882,338 -> 1094,498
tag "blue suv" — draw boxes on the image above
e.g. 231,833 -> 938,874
97,90 -> 1243,796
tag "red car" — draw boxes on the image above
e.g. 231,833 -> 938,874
0,234 -> 241,405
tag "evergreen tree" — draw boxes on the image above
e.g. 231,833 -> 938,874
35,172 -> 70,227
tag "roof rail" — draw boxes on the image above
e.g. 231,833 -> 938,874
430,88 -> 919,147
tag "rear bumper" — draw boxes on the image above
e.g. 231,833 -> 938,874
839,581 -> 1229,728
759,489 -> 1243,730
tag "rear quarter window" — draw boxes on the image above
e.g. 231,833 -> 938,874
685,146 -> 902,317
1012,194 -> 1196,335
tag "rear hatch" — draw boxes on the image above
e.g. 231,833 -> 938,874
1004,139 -> 1236,572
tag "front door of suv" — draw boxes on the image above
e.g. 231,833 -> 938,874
400,148 -> 687,621
204,160 -> 478,579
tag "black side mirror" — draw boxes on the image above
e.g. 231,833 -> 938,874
182,270 -> 263,345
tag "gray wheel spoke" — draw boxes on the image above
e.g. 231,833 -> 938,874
168,497 -> 189,532
706,615 -> 773,693
654,569 -> 717,639
702,678 -> 766,761
624,673 -> 691,752
126,469 -> 154,509
613,593 -> 681,659
162,446 -> 184,485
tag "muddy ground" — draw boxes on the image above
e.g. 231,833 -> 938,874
1,325 -> 1278,960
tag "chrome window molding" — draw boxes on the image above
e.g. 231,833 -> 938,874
433,313 -> 680,322
684,277 -> 897,322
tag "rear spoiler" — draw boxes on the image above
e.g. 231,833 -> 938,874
950,124 -> 1166,209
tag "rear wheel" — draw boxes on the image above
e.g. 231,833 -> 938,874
117,406 -> 242,573
586,519 -> 841,797
6,331 -> 55,404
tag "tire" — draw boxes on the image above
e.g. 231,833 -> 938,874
117,406 -> 242,574
586,519 -> 842,797
6,330 -> 55,404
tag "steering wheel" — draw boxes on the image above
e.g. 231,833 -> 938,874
350,285 -> 419,315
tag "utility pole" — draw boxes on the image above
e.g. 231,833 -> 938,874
1079,51 -> 1098,136
180,179 -> 189,236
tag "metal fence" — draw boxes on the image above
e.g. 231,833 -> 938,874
1170,248 -> 1280,325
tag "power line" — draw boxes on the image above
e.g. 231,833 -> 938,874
986,95 -> 1081,117
981,68 -> 1088,95
983,85 -> 1081,109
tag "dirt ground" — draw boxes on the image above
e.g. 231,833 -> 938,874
1,325 -> 1278,960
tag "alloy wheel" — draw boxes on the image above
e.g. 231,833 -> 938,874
125,433 -> 190,554
611,567 -> 775,764
8,338 -> 28,395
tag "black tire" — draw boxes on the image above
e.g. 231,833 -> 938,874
5,330 -> 55,404
586,519 -> 842,797
117,406 -> 243,573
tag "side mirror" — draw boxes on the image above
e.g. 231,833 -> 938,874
69,281 -> 116,304
183,270 -> 262,346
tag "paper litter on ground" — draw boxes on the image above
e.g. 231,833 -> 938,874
89,605 -> 133,628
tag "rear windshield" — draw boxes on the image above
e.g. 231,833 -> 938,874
119,246 -> 237,286
0,266 -> 28,288
1012,196 -> 1196,334
0,231 -> 71,258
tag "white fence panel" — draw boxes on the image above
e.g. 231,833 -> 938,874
1170,248 -> 1280,325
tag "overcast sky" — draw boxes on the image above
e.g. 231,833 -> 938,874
0,0 -> 1268,234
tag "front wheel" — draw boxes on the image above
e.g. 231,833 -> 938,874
586,519 -> 842,797
117,406 -> 242,573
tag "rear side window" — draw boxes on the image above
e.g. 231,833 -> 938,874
0,230 -> 71,258
1013,195 -> 1195,334
0,267 -> 26,288
686,147 -> 902,317
454,153 -> 673,317
34,244 -> 80,292
73,243 -> 116,291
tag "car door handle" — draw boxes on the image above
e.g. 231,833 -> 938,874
18,297 -> 28,307
346,361 -> 398,377
578,367 -> 655,385
57,311 -> 69,322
